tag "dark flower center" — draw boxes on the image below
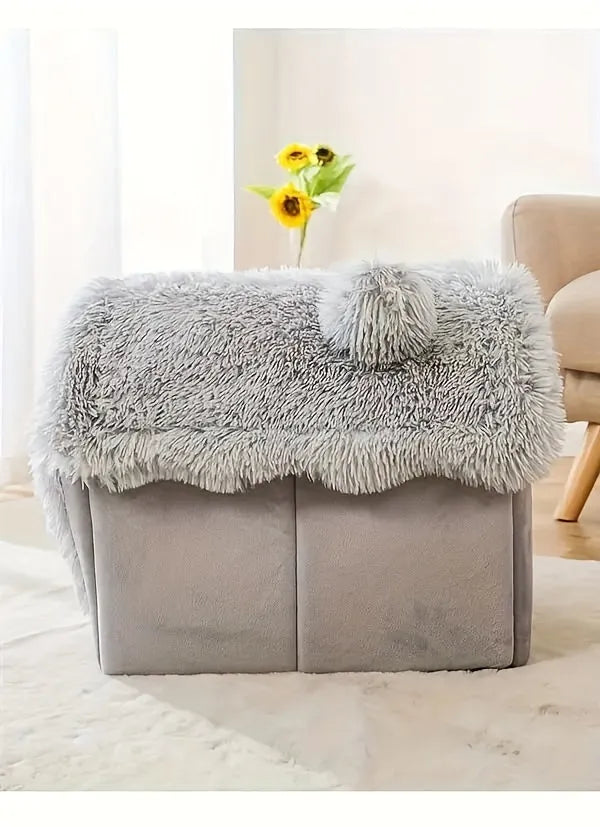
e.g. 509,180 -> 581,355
316,146 -> 334,164
289,151 -> 304,160
283,196 -> 301,216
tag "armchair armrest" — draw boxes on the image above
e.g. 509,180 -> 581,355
501,194 -> 600,307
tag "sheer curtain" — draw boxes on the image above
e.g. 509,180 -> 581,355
0,27 -> 233,485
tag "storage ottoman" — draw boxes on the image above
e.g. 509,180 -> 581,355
33,261 -> 562,675
62,475 -> 532,675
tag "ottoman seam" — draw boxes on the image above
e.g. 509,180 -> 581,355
511,492 -> 517,666
510,489 -> 532,667
293,476 -> 298,670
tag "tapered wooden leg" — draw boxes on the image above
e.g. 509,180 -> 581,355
555,423 -> 600,521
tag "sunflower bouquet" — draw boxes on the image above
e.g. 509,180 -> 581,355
246,143 -> 355,267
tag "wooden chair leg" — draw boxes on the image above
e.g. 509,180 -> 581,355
555,422 -> 600,522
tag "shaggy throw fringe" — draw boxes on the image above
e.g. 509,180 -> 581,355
30,260 -> 564,606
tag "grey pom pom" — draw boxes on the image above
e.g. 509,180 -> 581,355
318,262 -> 437,368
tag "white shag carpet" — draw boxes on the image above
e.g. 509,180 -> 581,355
1,539 -> 600,791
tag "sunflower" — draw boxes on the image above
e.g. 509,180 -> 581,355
276,143 -> 317,172
269,184 -> 315,228
314,144 -> 336,165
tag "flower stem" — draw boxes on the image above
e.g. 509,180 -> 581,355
297,220 -> 309,267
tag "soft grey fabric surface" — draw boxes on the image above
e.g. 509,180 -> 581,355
62,476 -> 531,674
85,478 -> 297,674
61,480 -> 100,661
296,477 -> 517,672
511,487 -> 533,667
31,260 -> 562,601
318,263 -> 438,365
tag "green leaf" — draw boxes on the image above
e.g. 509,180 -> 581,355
293,167 -> 318,196
319,163 -> 355,195
310,165 -> 338,196
313,192 -> 340,212
311,158 -> 355,196
245,185 -> 276,199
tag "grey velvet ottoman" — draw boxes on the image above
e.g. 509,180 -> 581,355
34,260 -> 561,676
62,475 -> 532,675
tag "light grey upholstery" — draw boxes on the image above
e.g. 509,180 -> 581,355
62,476 -> 532,675
296,478 -> 525,672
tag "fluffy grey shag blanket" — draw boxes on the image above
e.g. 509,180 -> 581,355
31,260 -> 563,604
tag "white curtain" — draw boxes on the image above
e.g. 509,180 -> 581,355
1,29 -> 35,486
0,27 -> 233,485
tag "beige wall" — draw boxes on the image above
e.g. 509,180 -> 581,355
233,29 -> 281,269
234,29 -> 600,269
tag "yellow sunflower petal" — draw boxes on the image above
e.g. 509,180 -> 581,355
269,184 -> 315,228
276,143 -> 318,171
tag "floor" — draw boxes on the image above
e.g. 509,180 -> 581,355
4,542 -> 599,790
3,463 -> 600,791
1,458 -> 600,559
0,483 -> 33,503
532,458 -> 600,560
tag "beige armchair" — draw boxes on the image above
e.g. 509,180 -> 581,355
502,194 -> 600,521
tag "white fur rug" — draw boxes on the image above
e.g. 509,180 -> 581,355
1,539 -> 600,791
